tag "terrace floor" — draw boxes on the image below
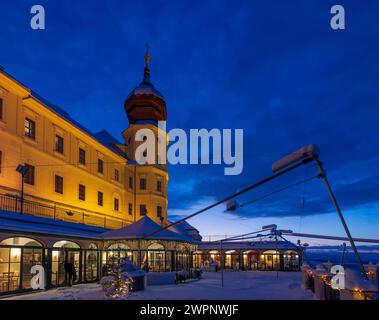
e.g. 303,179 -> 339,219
3,271 -> 314,300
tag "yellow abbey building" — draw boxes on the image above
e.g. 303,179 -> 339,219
0,53 -> 168,229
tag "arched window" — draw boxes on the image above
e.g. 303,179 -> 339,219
104,243 -> 132,265
107,243 -> 130,250
147,243 -> 165,272
0,237 -> 43,293
261,250 -> 280,271
283,250 -> 300,271
148,243 -> 164,250
0,237 -> 42,247
53,240 -> 80,249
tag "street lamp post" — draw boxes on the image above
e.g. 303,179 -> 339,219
16,164 -> 29,215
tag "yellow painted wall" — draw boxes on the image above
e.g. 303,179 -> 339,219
0,70 -> 168,228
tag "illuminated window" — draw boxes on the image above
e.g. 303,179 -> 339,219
55,135 -> 64,154
114,169 -> 119,182
78,184 -> 86,201
24,164 -> 35,185
140,204 -> 147,216
79,148 -> 86,165
98,159 -> 104,174
98,191 -> 103,206
114,198 -> 119,211
140,178 -> 146,190
128,203 -> 133,215
24,118 -> 36,140
55,175 -> 63,194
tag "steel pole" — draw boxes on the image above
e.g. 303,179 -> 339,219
220,240 -> 224,287
316,160 -> 367,279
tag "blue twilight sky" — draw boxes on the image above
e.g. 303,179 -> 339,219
0,0 -> 378,245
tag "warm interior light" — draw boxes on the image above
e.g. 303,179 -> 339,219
11,248 -> 21,259
52,250 -> 59,259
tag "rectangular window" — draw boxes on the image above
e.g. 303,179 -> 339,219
24,118 -> 36,140
98,159 -> 104,174
140,178 -> 146,190
157,180 -> 162,193
98,191 -> 103,206
55,135 -> 64,154
129,176 -> 133,189
78,184 -> 86,201
157,206 -> 162,218
114,169 -> 119,182
140,204 -> 147,216
55,175 -> 63,194
0,150 -> 2,174
128,203 -> 133,215
79,148 -> 86,165
24,164 -> 35,185
114,198 -> 119,211
0,98 -> 3,121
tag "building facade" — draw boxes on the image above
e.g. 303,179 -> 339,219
0,51 -> 168,229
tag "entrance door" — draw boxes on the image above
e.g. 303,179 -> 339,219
85,251 -> 98,282
51,250 -> 81,286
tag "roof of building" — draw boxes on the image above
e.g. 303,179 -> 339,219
100,216 -> 199,243
0,210 -> 107,240
198,240 -> 300,251
0,68 -> 126,160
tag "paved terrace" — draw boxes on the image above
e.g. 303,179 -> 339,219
3,271 -> 314,300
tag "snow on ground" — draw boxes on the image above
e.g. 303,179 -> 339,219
3,271 -> 314,300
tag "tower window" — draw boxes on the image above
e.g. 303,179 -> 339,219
128,203 -> 133,215
79,148 -> 86,165
114,169 -> 120,182
157,206 -> 162,218
98,191 -> 103,206
24,118 -> 36,140
140,204 -> 147,216
55,175 -> 63,194
114,198 -> 119,211
24,164 -> 35,185
140,178 -> 146,190
98,159 -> 104,174
157,180 -> 162,193
78,184 -> 86,201
55,135 -> 64,154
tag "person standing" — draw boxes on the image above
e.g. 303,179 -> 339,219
64,260 -> 76,286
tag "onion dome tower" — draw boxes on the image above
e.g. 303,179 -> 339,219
124,47 -> 167,124
123,47 -> 168,226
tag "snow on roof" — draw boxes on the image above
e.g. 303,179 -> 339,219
128,82 -> 165,100
198,241 -> 300,251
0,210 -> 108,239
100,216 -> 198,243
0,67 -> 126,160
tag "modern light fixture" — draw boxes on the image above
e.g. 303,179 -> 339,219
16,164 -> 29,215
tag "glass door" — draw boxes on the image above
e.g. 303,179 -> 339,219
21,247 -> 43,290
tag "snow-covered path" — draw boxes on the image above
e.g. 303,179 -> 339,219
3,271 -> 314,300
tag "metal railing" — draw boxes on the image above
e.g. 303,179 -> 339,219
0,193 -> 127,229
